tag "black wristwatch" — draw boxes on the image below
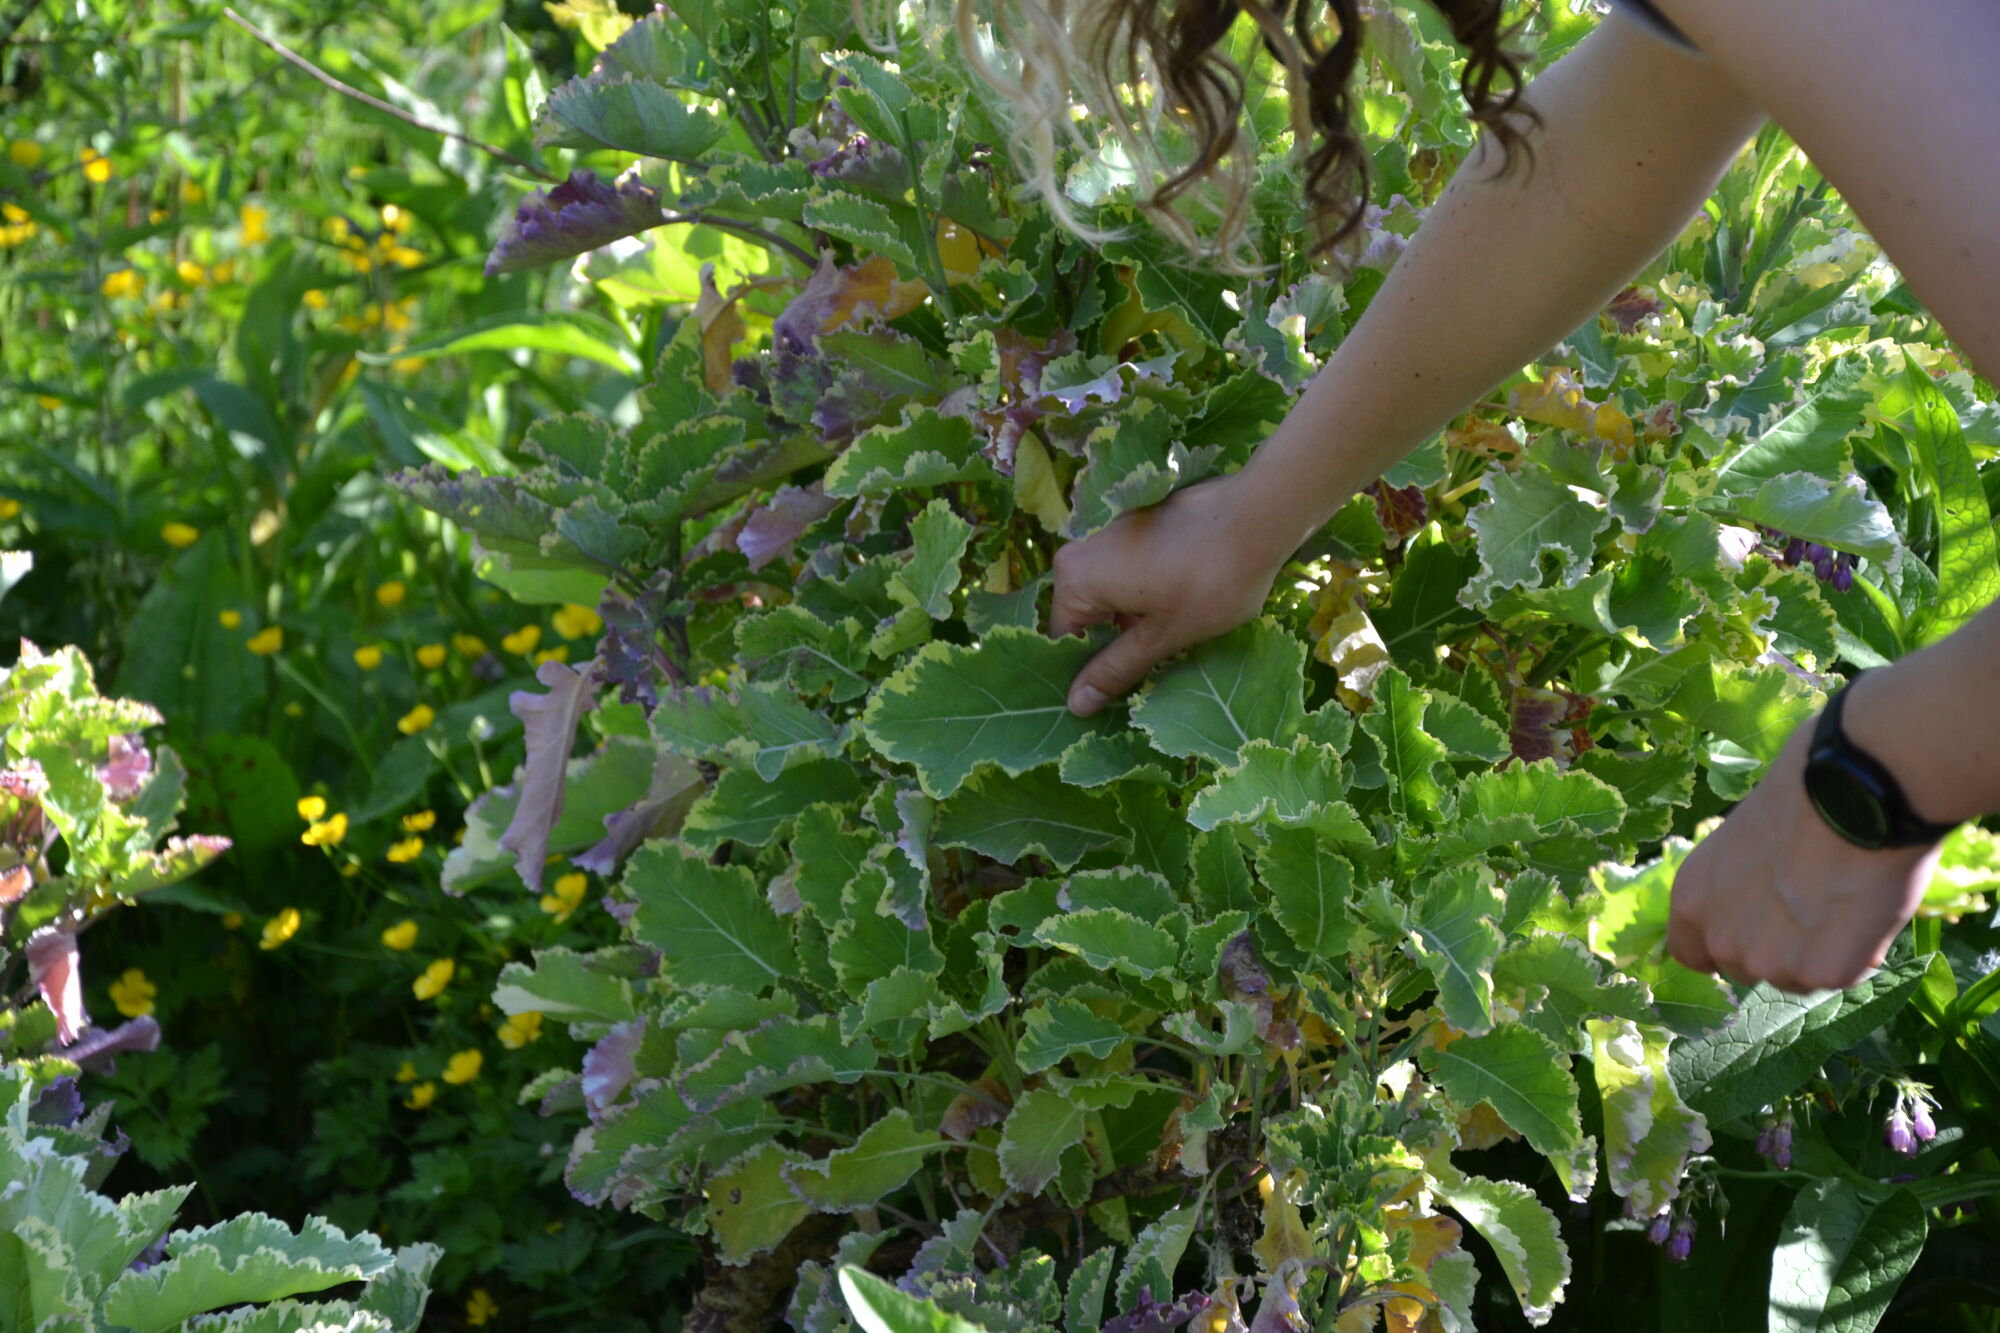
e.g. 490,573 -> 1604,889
1801,674 -> 1958,851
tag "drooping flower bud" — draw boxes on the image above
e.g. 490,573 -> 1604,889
1883,1105 -> 1918,1158
1667,1217 -> 1695,1263
1770,1118 -> 1793,1170
1910,1099 -> 1937,1143
1647,1211 -> 1672,1246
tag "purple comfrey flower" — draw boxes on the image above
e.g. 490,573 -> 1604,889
1646,1211 -> 1673,1246
1883,1105 -> 1918,1157
128,1236 -> 167,1273
485,169 -> 663,276
1770,1117 -> 1793,1170
1911,1098 -> 1937,1142
98,734 -> 152,801
1667,1217 -> 1695,1263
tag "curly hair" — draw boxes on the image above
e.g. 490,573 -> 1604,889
955,0 -> 1544,267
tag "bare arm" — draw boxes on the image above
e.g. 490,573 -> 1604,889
1229,12 -> 1770,558
1052,15 -> 1769,710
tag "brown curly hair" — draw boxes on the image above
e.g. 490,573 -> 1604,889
956,0 -> 1544,264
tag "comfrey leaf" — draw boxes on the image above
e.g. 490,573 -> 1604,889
485,169 -> 664,275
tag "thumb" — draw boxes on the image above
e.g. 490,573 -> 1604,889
1068,620 -> 1173,717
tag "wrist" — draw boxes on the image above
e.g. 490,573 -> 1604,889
1839,656 -> 1993,828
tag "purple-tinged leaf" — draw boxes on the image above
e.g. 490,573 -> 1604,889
581,1018 -> 645,1123
65,1015 -> 160,1074
738,484 -> 840,571
486,169 -> 664,276
98,733 -> 152,801
1105,1288 -> 1213,1333
29,1075 -> 84,1127
1508,687 -> 1573,768
501,659 -> 600,893
1,760 -> 56,860
572,749 -> 704,877
807,132 -> 909,196
597,576 -> 673,710
27,926 -> 85,1045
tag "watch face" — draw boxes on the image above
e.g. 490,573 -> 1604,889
1804,755 -> 1891,849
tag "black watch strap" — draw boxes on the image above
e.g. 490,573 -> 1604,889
1809,676 -> 1958,849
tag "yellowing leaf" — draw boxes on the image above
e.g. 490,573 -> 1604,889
1251,1170 -> 1313,1274
696,264 -> 747,394
1013,432 -> 1071,533
544,0 -> 633,48
820,254 -> 928,333
1509,368 -> 1635,458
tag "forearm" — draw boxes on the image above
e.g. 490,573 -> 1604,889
1235,18 -> 1767,556
1845,603 -> 2000,827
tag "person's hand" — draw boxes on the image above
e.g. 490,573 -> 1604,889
1667,710 -> 1941,995
1049,471 -> 1297,717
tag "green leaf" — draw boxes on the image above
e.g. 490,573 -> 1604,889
890,498 -> 973,620
1017,998 -> 1131,1074
861,627 -> 1116,798
537,69 -> 726,161
705,1143 -> 811,1264
1361,666 -> 1448,829
823,408 -> 1000,498
1056,733 -> 1176,789
1131,619 -> 1306,766
680,758 -> 866,851
1901,349 -> 2000,645
1116,1204 -> 1202,1310
678,1013 -> 876,1112
627,843 -> 797,993
1253,826 -> 1356,959
1187,736 -> 1350,831
931,765 -> 1126,870
1768,1181 -> 1926,1333
785,1110 -> 946,1213
1704,471 -> 1898,564
1424,694 -> 1510,763
1432,1172 -> 1570,1325
1064,1248 -> 1118,1333
491,947 -> 636,1023
1667,956 -> 1929,1125
1437,761 -> 1626,862
1494,933 -> 1653,1055
828,858 -> 945,994
790,804 -> 880,922
1033,908 -> 1182,984
1712,353 -> 1869,483
1462,465 -> 1610,607
651,682 -> 842,781
803,193 -> 922,273
840,1265 -> 993,1333
1408,866 -> 1505,1035
1419,1024 -> 1585,1162
1588,1018 -> 1711,1218
373,310 -> 640,374
999,1088 -> 1087,1195
98,1214 -> 395,1333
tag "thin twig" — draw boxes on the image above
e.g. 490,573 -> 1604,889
223,8 -> 556,181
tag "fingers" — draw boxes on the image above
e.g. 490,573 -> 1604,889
1067,621 -> 1173,717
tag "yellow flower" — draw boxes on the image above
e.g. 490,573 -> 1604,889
452,633 -> 487,658
339,861 -> 362,878
246,626 -> 284,656
302,288 -> 328,310
301,812 -> 348,847
176,259 -> 206,286
380,203 -> 412,235
497,1010 -> 544,1048
403,1080 -> 436,1110
259,907 -> 302,951
108,968 -> 157,1019
36,396 -> 59,410
392,355 -> 424,376
534,646 -> 569,666
386,836 -> 424,864
0,498 -> 19,520
501,625 -> 541,656
80,147 -> 111,183
1,203 -> 26,223
401,809 -> 437,833
412,957 -> 455,1001
297,795 -> 327,822
552,603 -> 603,639
221,911 -> 245,931
465,1288 -> 498,1326
375,580 -> 407,607
415,643 -> 446,669
240,202 -> 270,244
380,919 -> 419,951
179,180 -> 203,204
386,245 -> 425,270
148,208 -> 168,225
394,1059 -> 419,1083
8,139 -> 42,168
101,269 -> 143,299
160,521 -> 199,548
441,1048 -> 483,1085
284,701 -> 306,718
209,259 -> 235,284
396,703 -> 435,736
353,644 -> 384,671
539,871 -> 589,923
218,609 -> 242,629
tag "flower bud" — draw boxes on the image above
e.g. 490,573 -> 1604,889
1883,1106 -> 1917,1158
1647,1211 -> 1672,1246
1667,1217 -> 1695,1263
1910,1100 -> 1937,1143
1771,1120 -> 1793,1170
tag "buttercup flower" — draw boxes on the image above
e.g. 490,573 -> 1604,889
500,625 -> 541,655
159,522 -> 199,549
415,643 -> 446,669
441,1048 -> 483,1084
240,202 -> 269,244
540,871 -> 588,923
245,627 -> 283,655
101,269 -> 143,299
386,836 -> 424,864
534,646 -> 569,665
412,957 -> 455,1001
497,1011 -> 544,1048
259,907 -> 301,951
401,810 -> 437,833
552,603 -> 603,639
221,912 -> 245,931
353,645 -> 383,671
375,580 -> 407,607
8,139 -> 42,168
297,795 -> 327,822
0,498 -> 20,520
466,1288 -> 498,1326
452,633 -> 487,658
218,609 -> 242,629
301,813 -> 348,847
302,288 -> 328,310
109,968 -> 156,1018
380,919 -> 418,951
80,147 -> 111,183
210,259 -> 235,284
176,259 -> 206,286
403,1080 -> 436,1110
396,704 -> 434,735
394,1059 -> 418,1083
179,180 -> 203,204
